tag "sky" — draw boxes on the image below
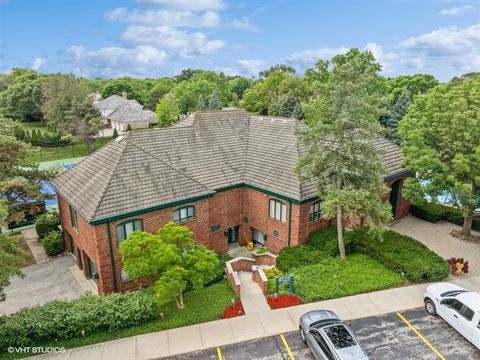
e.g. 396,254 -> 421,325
0,0 -> 479,81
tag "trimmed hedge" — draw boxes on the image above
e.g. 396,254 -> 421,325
295,254 -> 405,301
35,212 -> 59,239
350,227 -> 450,282
276,245 -> 326,272
43,231 -> 65,256
0,289 -> 157,351
411,201 -> 480,231
308,227 -> 355,256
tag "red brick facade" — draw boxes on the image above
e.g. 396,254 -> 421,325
58,174 -> 411,294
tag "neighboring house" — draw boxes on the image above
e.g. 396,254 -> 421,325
51,109 -> 411,294
93,94 -> 157,131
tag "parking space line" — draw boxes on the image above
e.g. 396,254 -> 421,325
396,312 -> 446,360
279,334 -> 295,360
216,347 -> 223,360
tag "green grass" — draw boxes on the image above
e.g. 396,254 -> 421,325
26,138 -> 111,162
294,253 -> 406,302
1,281 -> 235,360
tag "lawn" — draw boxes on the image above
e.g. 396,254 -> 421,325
1,281 -> 235,360
294,253 -> 406,302
26,138 -> 111,162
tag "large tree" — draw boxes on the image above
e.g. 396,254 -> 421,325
119,222 -> 219,309
64,99 -> 102,154
297,49 -> 392,260
100,78 -> 146,105
399,77 -> 480,240
0,233 -> 25,302
384,88 -> 411,144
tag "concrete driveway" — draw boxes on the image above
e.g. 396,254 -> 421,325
0,255 -> 84,315
392,215 -> 480,277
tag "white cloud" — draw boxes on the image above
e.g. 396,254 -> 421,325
364,43 -> 398,74
236,59 -> 266,76
232,18 -> 258,32
31,57 -> 46,71
105,7 -> 220,28
135,0 -> 225,11
440,5 -> 475,16
121,25 -> 225,55
66,45 -> 167,78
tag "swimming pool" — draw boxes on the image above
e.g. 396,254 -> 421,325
41,163 -> 75,207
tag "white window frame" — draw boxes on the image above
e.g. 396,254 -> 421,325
269,199 -> 287,222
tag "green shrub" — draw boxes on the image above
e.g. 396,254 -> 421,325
35,211 -> 59,239
294,254 -> 405,302
42,231 -> 65,256
0,289 -> 157,350
264,268 -> 284,280
206,252 -> 231,286
410,201 -> 445,223
308,227 -> 355,256
276,245 -> 326,272
351,227 -> 450,282
255,248 -> 269,255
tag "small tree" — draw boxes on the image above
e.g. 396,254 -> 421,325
112,128 -> 118,139
119,222 -> 219,309
208,90 -> 221,111
385,88 -> 411,144
197,94 -> 206,111
0,233 -> 25,302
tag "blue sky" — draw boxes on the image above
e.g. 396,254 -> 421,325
0,0 -> 479,81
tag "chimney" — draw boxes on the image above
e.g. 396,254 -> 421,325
122,91 -> 127,99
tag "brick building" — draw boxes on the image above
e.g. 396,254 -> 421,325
52,109 -> 411,294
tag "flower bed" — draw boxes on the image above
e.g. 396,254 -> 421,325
222,299 -> 245,318
266,294 -> 303,309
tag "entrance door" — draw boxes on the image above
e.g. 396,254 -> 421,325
252,228 -> 266,245
227,226 -> 239,244
389,180 -> 401,219
87,257 -> 97,283
68,233 -> 76,259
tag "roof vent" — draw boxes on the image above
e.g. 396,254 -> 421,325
270,118 -> 275,122
282,119 -> 287,123
115,135 -> 125,143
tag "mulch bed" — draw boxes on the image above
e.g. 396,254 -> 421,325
266,294 -> 303,309
222,299 -> 245,318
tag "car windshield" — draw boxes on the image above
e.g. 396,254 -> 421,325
440,290 -> 467,297
310,319 -> 338,329
323,324 -> 357,349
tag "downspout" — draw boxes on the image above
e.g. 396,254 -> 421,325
287,201 -> 292,247
106,220 -> 119,293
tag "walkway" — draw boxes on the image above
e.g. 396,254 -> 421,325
392,215 -> 480,276
238,271 -> 270,314
22,227 -> 49,264
29,275 -> 480,360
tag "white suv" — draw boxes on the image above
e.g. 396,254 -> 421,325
424,283 -> 480,349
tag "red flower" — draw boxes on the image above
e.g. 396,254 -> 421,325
222,299 -> 245,318
267,294 -> 303,309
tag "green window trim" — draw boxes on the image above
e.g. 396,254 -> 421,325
173,206 -> 195,223
69,204 -> 78,231
309,201 -> 322,223
116,219 -> 143,244
211,224 -> 221,233
269,199 -> 287,222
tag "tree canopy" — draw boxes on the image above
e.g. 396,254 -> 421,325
399,76 -> 480,240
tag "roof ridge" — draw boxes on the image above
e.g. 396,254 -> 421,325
241,113 -> 251,179
89,139 -> 130,221
293,121 -> 305,198
127,134 -> 214,193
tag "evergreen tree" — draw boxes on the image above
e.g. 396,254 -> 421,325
112,128 -> 118,139
277,92 -> 301,118
386,88 -> 410,144
208,90 -> 221,110
197,94 -> 206,111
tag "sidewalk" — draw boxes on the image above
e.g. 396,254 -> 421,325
29,275 -> 480,360
238,271 -> 270,314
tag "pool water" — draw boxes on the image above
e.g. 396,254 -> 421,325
41,163 -> 75,207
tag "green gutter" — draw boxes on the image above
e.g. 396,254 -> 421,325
106,220 -> 118,293
384,170 -> 413,181
215,183 -> 302,204
287,201 -> 292,247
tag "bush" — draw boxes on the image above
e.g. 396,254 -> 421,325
207,252 -> 231,286
410,201 -> 445,223
351,227 -> 450,282
294,254 -> 405,302
276,245 -> 326,272
42,231 -> 65,256
308,227 -> 355,256
35,211 -> 59,239
255,248 -> 269,255
0,289 -> 157,350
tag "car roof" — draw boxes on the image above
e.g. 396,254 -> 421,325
301,310 -> 340,327
457,292 -> 480,311
319,324 -> 367,359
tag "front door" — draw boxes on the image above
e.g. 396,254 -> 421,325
87,257 -> 97,283
227,226 -> 239,244
252,228 -> 265,245
389,180 -> 401,219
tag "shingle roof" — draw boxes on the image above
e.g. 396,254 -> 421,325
52,109 -> 406,223
108,103 -> 157,123
93,95 -> 142,111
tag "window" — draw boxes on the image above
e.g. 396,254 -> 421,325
460,305 -> 475,321
443,298 -> 463,312
211,224 -> 221,233
273,230 -> 280,237
312,330 -> 334,360
120,267 -> 129,282
116,219 -> 143,243
269,200 -> 287,222
309,202 -> 322,223
69,204 -> 78,230
173,206 -> 195,223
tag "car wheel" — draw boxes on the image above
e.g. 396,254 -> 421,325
300,326 -> 306,343
425,299 -> 437,316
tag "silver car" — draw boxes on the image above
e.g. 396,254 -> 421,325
299,310 -> 369,360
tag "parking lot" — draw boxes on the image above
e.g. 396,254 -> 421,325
168,308 -> 480,360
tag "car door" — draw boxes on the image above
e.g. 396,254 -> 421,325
457,305 -> 476,345
472,315 -> 480,349
439,299 -> 471,339
311,330 -> 336,360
